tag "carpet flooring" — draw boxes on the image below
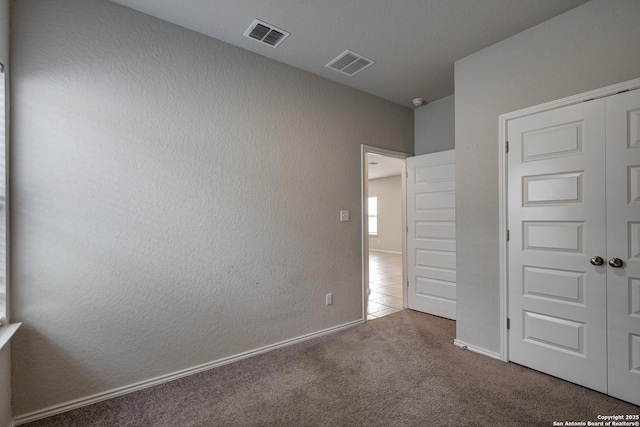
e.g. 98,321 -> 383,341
24,310 -> 639,426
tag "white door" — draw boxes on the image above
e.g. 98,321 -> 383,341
407,150 -> 456,320
507,88 -> 640,406
507,99 -> 608,392
605,89 -> 640,405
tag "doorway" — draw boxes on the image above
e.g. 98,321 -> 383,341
361,145 -> 410,320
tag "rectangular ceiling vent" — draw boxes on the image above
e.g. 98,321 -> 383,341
243,19 -> 290,48
326,50 -> 375,77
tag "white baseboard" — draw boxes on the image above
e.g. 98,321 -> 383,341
453,339 -> 501,360
369,249 -> 402,255
14,319 -> 363,426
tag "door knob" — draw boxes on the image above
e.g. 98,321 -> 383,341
590,256 -> 604,266
608,257 -> 623,268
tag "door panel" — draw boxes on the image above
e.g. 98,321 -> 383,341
605,89 -> 640,406
507,99 -> 608,392
407,150 -> 456,319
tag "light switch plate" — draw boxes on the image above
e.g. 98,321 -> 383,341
340,210 -> 349,222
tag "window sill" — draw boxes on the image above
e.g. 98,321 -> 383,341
0,323 -> 21,351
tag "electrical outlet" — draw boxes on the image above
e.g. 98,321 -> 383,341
326,293 -> 333,305
340,210 -> 349,222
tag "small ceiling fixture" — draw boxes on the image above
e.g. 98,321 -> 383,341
243,19 -> 290,48
412,98 -> 426,107
326,50 -> 375,77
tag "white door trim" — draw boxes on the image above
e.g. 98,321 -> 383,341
498,77 -> 640,362
361,145 -> 412,320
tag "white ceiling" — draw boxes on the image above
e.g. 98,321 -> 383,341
367,153 -> 402,180
110,0 -> 589,108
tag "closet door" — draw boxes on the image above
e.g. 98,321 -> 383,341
605,89 -> 640,406
507,99 -> 608,392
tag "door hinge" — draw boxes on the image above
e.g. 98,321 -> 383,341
407,280 -> 409,288
507,318 -> 510,330
407,225 -> 409,234
507,230 -> 510,241
505,140 -> 509,153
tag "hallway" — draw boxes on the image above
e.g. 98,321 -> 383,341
367,251 -> 404,319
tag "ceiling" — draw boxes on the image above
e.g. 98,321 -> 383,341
367,153 -> 402,180
110,0 -> 589,108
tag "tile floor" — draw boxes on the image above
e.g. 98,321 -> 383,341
367,251 -> 404,319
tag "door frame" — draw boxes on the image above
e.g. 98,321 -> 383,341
361,145 -> 412,320
497,77 -> 640,362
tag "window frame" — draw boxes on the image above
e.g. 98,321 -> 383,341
368,196 -> 378,236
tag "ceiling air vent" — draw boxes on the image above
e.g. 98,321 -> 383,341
243,19 -> 290,48
326,50 -> 375,77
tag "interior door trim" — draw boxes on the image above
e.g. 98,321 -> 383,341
497,77 -> 640,362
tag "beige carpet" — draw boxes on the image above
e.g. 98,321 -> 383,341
24,310 -> 639,426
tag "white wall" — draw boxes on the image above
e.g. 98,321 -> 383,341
414,95 -> 454,155
455,0 -> 640,353
10,0 -> 413,416
0,0 -> 6,66
0,0 -> 10,424
0,343 -> 9,427
368,175 -> 402,253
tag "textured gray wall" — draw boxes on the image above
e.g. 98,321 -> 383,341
414,95 -> 455,156
368,175 -> 402,253
10,0 -> 413,415
455,0 -> 640,353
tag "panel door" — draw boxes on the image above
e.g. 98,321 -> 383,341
605,89 -> 640,405
507,99 -> 608,392
407,150 -> 456,320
